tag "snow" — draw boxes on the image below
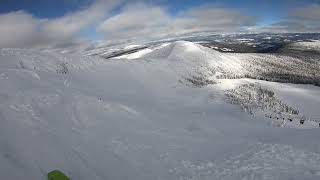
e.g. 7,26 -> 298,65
124,44 -> 141,49
288,40 -> 320,52
221,79 -> 320,129
1,41 -> 320,180
113,48 -> 153,59
237,38 -> 254,42
263,37 -> 272,40
221,47 -> 234,52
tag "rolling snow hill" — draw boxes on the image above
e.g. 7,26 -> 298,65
0,41 -> 320,180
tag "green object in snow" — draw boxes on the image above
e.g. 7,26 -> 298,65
47,170 -> 70,180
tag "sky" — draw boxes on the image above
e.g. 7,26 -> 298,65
0,0 -> 320,49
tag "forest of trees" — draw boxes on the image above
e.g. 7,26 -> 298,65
225,83 -> 318,128
217,53 -> 320,86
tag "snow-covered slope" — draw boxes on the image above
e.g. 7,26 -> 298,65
1,41 -> 320,180
287,40 -> 320,53
113,48 -> 153,59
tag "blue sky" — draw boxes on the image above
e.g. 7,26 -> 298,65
0,0 -> 319,48
0,0 -> 92,18
0,0 -> 316,23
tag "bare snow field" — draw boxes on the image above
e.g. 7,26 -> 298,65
1,41 -> 320,180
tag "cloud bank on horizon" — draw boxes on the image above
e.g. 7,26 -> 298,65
0,0 -> 320,49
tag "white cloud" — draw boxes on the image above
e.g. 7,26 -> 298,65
260,4 -> 320,33
98,4 -> 170,33
3,0 -> 319,49
97,3 -> 257,44
97,3 -> 171,42
173,7 -> 256,34
43,0 -> 114,38
289,4 -> 320,21
0,11 -> 40,48
0,0 -> 122,49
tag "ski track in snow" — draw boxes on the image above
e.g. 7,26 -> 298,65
0,41 -> 320,180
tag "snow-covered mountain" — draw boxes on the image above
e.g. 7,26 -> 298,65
1,41 -> 320,180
